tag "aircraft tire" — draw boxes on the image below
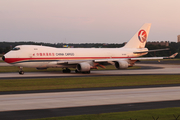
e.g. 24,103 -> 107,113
75,69 -> 80,73
63,68 -> 71,73
19,71 -> 24,75
67,69 -> 71,73
82,71 -> 90,74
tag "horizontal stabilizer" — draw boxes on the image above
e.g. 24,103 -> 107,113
133,48 -> 169,54
165,52 -> 178,59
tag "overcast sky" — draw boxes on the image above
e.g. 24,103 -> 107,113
0,0 -> 180,43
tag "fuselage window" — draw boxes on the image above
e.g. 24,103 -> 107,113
12,47 -> 20,51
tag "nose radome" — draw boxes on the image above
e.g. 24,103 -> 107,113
2,56 -> 5,61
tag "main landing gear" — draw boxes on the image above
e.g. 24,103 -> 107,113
75,69 -> 79,73
19,67 -> 24,75
62,68 -> 71,73
75,69 -> 90,74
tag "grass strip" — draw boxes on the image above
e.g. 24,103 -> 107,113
0,75 -> 180,92
30,107 -> 180,120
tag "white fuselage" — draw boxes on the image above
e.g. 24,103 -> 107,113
4,45 -> 148,68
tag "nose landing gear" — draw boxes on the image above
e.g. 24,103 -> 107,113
19,67 -> 24,75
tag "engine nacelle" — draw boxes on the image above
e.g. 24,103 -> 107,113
77,62 -> 91,72
115,61 -> 128,69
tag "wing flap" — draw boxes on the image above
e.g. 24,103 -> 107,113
57,60 -> 92,64
94,58 -> 127,62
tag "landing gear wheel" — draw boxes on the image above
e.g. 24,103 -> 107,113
75,69 -> 80,73
19,71 -> 24,75
62,68 -> 71,73
82,71 -> 90,74
19,67 -> 24,75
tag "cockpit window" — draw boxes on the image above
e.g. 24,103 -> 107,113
12,47 -> 20,51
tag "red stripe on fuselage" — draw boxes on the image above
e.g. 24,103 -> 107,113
5,57 -> 132,64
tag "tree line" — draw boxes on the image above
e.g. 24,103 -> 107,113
0,41 -> 179,58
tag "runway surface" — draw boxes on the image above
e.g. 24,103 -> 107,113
1,100 -> 180,120
0,86 -> 180,120
0,62 -> 180,119
0,86 -> 180,112
0,63 -> 180,79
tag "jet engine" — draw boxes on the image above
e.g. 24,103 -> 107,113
114,61 -> 128,69
76,62 -> 91,72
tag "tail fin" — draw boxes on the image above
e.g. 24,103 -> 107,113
123,23 -> 151,48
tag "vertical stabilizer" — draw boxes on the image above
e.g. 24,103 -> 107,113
124,23 -> 151,48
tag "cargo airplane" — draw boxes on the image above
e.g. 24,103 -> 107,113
2,23 -> 177,74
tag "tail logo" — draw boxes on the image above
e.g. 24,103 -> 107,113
138,30 -> 147,43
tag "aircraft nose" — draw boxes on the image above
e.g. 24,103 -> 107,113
2,56 -> 5,61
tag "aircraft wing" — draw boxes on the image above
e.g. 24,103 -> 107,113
57,60 -> 92,64
48,60 -> 91,65
131,52 -> 178,60
48,53 -> 178,67
94,52 -> 178,63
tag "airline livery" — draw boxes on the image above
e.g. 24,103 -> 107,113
2,23 -> 177,74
